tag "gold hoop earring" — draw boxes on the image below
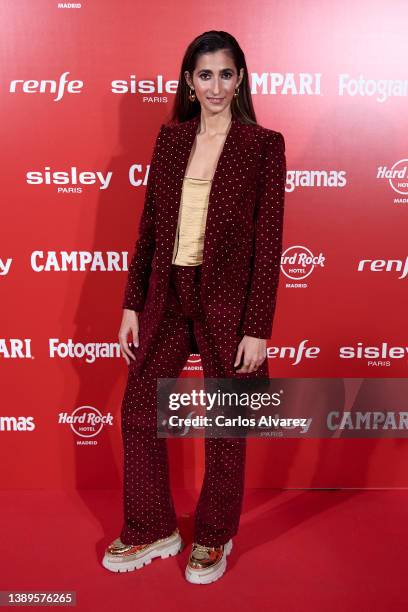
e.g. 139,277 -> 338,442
234,87 -> 239,98
188,88 -> 196,102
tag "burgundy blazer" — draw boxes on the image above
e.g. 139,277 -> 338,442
122,114 -> 286,376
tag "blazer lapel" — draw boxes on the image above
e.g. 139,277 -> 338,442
166,114 -> 240,281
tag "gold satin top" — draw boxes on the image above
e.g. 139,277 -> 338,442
172,176 -> 212,266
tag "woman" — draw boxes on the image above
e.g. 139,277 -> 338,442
102,30 -> 286,584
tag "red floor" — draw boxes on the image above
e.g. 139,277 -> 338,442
0,488 -> 407,611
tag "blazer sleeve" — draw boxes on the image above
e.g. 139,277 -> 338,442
122,124 -> 167,311
240,130 -> 287,339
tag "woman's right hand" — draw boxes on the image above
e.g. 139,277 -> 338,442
119,308 -> 140,365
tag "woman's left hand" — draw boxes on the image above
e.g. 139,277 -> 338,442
234,335 -> 267,373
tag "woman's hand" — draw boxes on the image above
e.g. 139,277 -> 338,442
234,335 -> 267,373
119,309 -> 140,365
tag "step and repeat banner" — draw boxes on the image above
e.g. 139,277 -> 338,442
1,0 -> 408,489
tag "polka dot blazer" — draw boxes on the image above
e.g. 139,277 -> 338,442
122,113 -> 286,377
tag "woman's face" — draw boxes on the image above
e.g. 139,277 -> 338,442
185,50 -> 244,116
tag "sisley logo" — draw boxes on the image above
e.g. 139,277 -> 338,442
340,342 -> 408,367
0,258 -> 12,275
58,406 -> 114,445
112,74 -> 178,96
377,160 -> 408,200
31,251 -> 129,271
0,339 -> 32,359
281,246 -> 325,287
0,416 -> 35,431
267,340 -> 320,366
10,71 -> 83,101
357,256 -> 408,279
26,167 -> 113,191
285,169 -> 347,193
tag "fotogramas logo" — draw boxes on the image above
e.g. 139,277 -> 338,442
58,406 -> 114,446
285,169 -> 347,193
281,246 -> 325,288
0,416 -> 35,432
49,339 -> 120,363
338,74 -> 408,103
377,160 -> 408,204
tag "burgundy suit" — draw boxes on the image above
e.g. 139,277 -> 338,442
123,114 -> 286,377
119,114 -> 286,547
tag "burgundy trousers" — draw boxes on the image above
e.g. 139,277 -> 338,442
120,263 -> 267,547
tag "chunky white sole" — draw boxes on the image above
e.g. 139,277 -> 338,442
102,531 -> 184,573
185,539 -> 233,584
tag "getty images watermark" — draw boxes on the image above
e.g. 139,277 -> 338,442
156,378 -> 408,438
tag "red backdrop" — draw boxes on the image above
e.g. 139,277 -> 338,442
2,0 -> 408,490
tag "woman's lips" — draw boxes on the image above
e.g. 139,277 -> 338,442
207,97 -> 224,103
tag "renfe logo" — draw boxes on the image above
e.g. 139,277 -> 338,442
267,340 -> 320,365
357,256 -> 408,279
9,71 -> 83,102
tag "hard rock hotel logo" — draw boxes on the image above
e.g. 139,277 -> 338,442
58,405 -> 114,446
186,354 -> 202,370
377,159 -> 408,203
281,245 -> 325,288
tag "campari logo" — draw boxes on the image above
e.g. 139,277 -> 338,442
0,339 -> 32,359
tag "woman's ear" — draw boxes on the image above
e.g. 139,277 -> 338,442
238,68 -> 244,88
184,70 -> 192,89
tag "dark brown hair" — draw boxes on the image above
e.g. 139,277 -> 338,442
167,30 -> 257,126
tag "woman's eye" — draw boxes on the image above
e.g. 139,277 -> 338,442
199,73 -> 233,80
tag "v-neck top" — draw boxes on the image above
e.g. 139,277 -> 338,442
171,176 -> 212,266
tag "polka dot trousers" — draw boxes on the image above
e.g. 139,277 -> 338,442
120,263 -> 266,548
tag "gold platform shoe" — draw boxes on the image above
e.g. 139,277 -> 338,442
185,538 -> 233,584
102,528 -> 184,572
